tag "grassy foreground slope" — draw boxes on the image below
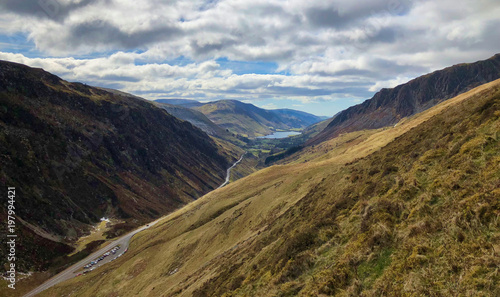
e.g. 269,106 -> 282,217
43,79 -> 500,296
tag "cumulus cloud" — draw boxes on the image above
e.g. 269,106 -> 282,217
0,51 -> 370,103
0,0 -> 101,21
0,0 -> 499,111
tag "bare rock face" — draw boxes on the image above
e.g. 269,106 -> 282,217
309,54 -> 500,145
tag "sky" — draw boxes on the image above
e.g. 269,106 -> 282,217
0,0 -> 499,116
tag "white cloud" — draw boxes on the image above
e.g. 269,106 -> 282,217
0,50 -> 373,103
259,103 -> 279,110
368,76 -> 412,92
0,0 -> 498,107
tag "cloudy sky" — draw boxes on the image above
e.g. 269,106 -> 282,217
0,0 -> 499,116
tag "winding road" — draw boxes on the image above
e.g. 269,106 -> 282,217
23,153 -> 245,297
217,153 -> 245,189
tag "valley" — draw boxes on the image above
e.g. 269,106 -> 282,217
2,150 -> 247,297
0,60 -> 241,295
1,2 -> 499,296
156,97 -> 329,173
170,99 -> 326,138
35,77 -> 500,296
17,146 -> 249,297
0,55 -> 499,297
257,131 -> 302,139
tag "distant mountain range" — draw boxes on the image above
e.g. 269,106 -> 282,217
155,98 -> 203,107
158,99 -> 326,137
0,60 -> 236,271
155,102 -> 228,137
154,101 -> 246,146
309,53 -> 500,145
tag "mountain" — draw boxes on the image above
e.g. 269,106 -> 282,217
40,78 -> 500,296
155,102 -> 227,136
301,116 -> 334,138
309,53 -> 500,145
192,100 -> 325,137
154,102 -> 245,146
155,98 -> 203,108
271,108 -> 330,127
263,116 -> 335,165
0,60 -> 235,272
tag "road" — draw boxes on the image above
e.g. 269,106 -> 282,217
24,154 -> 244,296
23,219 -> 162,297
217,153 -> 245,189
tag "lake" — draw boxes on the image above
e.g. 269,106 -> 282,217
258,131 -> 301,139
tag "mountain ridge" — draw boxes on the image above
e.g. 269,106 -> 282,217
154,101 -> 246,146
309,53 -> 500,145
191,99 -> 325,137
155,99 -> 204,108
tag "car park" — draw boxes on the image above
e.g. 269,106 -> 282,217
81,245 -> 123,274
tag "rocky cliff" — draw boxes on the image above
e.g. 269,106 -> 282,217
309,53 -> 500,145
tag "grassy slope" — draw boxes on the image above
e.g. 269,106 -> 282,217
0,60 -> 242,295
155,102 -> 246,147
229,152 -> 260,183
299,116 -> 334,139
193,100 -> 324,138
193,100 -> 278,137
155,102 -> 225,136
41,80 -> 500,296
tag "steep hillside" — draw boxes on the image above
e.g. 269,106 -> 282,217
193,100 -> 324,137
40,79 -> 500,296
309,53 -> 500,145
0,60 -> 233,271
155,102 -> 226,136
299,115 -> 334,138
268,109 -> 329,128
263,116 -> 335,165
